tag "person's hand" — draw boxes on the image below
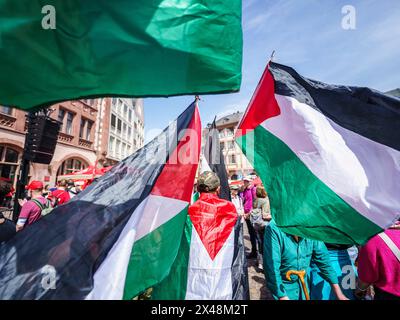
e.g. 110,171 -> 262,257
18,199 -> 27,207
354,287 -> 366,300
331,283 -> 349,300
336,293 -> 349,300
279,296 -> 290,300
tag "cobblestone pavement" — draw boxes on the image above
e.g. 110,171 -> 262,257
243,222 -> 273,300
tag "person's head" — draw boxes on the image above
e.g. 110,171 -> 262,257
26,180 -> 44,197
197,171 -> 220,194
67,179 -> 75,188
230,185 -> 239,197
58,179 -> 67,189
0,179 -> 12,202
256,186 -> 267,198
243,176 -> 252,188
44,184 -> 50,192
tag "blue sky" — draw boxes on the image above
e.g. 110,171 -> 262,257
144,0 -> 400,140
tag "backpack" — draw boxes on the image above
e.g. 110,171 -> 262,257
31,198 -> 53,217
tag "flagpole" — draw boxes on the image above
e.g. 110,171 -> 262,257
267,50 -> 275,68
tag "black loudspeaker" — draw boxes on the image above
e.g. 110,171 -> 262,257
23,114 -> 61,164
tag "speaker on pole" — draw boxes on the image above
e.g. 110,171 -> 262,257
23,113 -> 61,164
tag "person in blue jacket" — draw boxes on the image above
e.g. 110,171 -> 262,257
263,220 -> 349,300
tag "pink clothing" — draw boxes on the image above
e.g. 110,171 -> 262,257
358,229 -> 400,297
18,196 -> 47,226
240,186 -> 256,213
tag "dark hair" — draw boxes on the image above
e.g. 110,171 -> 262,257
58,179 -> 67,187
67,179 -> 75,187
256,186 -> 267,198
0,180 -> 12,203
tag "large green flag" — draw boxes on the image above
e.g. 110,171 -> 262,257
0,0 -> 242,110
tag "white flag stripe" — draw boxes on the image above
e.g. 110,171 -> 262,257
135,195 -> 188,241
261,94 -> 400,228
86,194 -> 188,300
185,227 -> 234,300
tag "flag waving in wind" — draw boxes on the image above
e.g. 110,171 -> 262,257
0,0 -> 242,110
0,101 -> 201,300
236,62 -> 400,245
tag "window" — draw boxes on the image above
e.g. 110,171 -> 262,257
86,121 -> 93,140
128,109 -> 132,122
123,123 -> 127,138
0,145 -> 20,185
109,136 -> 115,155
229,141 -> 235,150
127,145 -> 131,156
56,158 -> 88,176
5,148 -> 18,163
124,105 -> 128,118
58,109 -> 65,131
117,119 -> 122,133
79,119 -> 85,138
112,98 -> 118,110
0,106 -> 12,115
66,112 -> 74,135
230,154 -> 236,164
116,140 -> 121,156
111,114 -> 116,131
220,142 -> 225,151
117,100 -> 122,115
128,127 -> 132,139
122,143 -> 126,157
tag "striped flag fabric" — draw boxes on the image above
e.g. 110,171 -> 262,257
152,119 -> 249,300
0,101 -> 201,300
236,62 -> 400,245
0,1 -> 242,110
151,194 -> 249,300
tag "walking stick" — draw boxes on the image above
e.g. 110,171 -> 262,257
286,269 -> 310,300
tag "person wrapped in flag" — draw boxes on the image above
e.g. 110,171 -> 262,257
152,171 -> 249,300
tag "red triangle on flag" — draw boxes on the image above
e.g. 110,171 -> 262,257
189,193 -> 238,260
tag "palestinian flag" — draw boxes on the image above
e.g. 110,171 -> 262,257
0,1 -> 242,110
152,120 -> 249,300
0,101 -> 201,299
236,62 -> 400,245
152,193 -> 249,300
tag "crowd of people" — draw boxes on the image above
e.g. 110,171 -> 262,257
228,174 -> 399,301
0,178 -> 83,240
0,171 -> 399,301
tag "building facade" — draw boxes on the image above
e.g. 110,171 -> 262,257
201,111 -> 254,180
95,98 -> 144,165
0,97 -> 144,187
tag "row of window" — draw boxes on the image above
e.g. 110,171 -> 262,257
112,98 -> 134,123
58,108 -> 93,140
220,141 -> 236,151
111,113 -> 134,142
108,136 -> 133,160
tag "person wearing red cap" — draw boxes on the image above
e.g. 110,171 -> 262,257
16,181 -> 48,231
51,179 -> 71,206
